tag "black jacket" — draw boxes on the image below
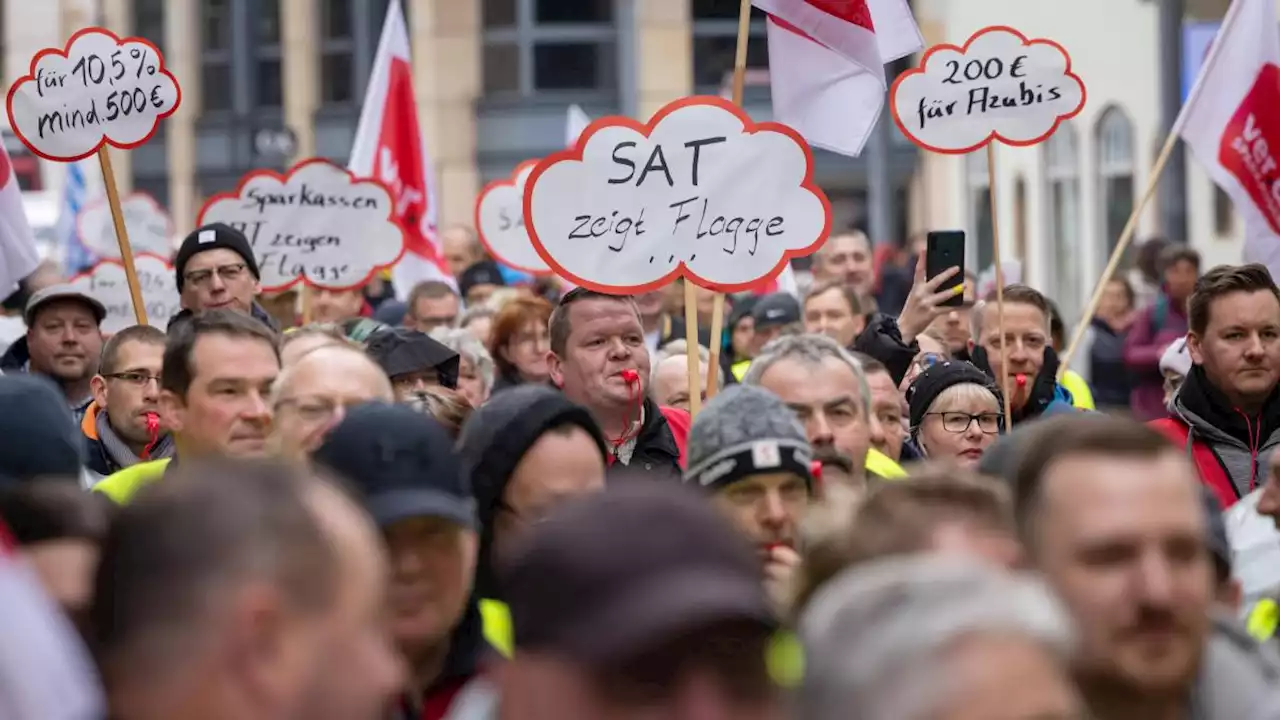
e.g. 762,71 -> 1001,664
1087,317 -> 1131,409
165,301 -> 281,335
853,313 -> 920,386
607,397 -> 688,482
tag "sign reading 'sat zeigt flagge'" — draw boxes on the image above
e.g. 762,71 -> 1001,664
889,26 -> 1086,154
523,96 -> 831,293
70,253 -> 180,334
197,158 -> 407,291
6,27 -> 181,161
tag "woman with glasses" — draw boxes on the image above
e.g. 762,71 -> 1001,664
905,360 -> 1004,468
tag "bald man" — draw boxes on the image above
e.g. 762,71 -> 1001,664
650,352 -> 711,413
270,344 -> 395,462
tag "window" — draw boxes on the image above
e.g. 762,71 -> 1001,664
133,0 -> 166,51
967,150 -> 994,271
1214,186 -> 1235,236
691,1 -> 768,91
481,0 -> 618,96
256,0 -> 283,107
1045,122 -> 1082,321
199,0 -> 283,111
1096,107 -> 1136,264
320,0 -> 355,104
201,0 -> 232,111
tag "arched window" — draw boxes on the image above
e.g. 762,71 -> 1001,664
1097,107 -> 1136,261
1045,122 -> 1081,321
967,150 -> 993,270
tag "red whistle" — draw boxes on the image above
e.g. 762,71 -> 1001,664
1015,374 -> 1028,388
141,412 -> 160,460
620,369 -> 639,383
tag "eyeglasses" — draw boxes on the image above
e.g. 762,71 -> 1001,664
275,396 -> 345,422
184,263 -> 247,288
927,411 -> 1002,434
104,371 -> 161,387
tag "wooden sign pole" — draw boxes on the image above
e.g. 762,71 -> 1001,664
96,147 -> 148,325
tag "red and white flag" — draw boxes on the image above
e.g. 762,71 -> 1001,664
753,0 -> 922,157
0,143 -> 39,299
349,0 -> 452,297
1176,0 -> 1280,279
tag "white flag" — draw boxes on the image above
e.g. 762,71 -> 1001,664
349,0 -> 452,295
0,143 -> 39,300
566,104 -> 592,147
753,0 -> 922,157
1176,0 -> 1280,279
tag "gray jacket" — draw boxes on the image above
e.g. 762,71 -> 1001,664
1171,395 -> 1280,499
1193,613 -> 1280,720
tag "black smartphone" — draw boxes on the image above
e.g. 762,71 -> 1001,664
926,230 -> 966,307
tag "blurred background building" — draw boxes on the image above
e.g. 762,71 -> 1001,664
0,0 -> 1253,321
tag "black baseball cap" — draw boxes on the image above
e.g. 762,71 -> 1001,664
502,483 -> 776,665
312,402 -> 475,529
751,292 -> 801,330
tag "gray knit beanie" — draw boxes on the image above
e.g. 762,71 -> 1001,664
684,385 -> 814,490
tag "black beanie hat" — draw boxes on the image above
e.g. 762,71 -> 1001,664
457,385 -> 607,598
0,375 -> 86,487
458,260 -> 506,300
905,360 -> 1003,431
174,223 -> 261,292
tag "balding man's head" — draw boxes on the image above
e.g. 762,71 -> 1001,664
271,345 -> 394,461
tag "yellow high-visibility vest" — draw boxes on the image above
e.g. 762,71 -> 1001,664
93,459 -> 171,505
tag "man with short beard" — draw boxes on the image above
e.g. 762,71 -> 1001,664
1,286 -> 106,420
1151,264 -> 1280,510
1011,414 -> 1280,720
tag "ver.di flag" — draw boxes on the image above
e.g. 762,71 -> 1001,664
753,0 -> 923,157
349,0 -> 452,296
1176,0 -> 1280,279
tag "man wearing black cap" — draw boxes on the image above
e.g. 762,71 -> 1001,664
494,483 -> 782,720
748,292 -> 802,358
171,222 -> 278,330
457,384 -> 609,658
365,326 -> 461,401
458,261 -> 506,308
0,284 -> 106,420
313,403 -> 489,720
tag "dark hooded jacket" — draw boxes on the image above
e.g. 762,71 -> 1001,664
853,313 -> 919,386
970,345 -> 1077,426
457,385 -> 609,602
165,301 -> 281,336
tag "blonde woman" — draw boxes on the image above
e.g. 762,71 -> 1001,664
905,361 -> 1004,467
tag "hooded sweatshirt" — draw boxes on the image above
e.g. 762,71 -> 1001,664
457,386 -> 608,628
970,345 -> 1078,426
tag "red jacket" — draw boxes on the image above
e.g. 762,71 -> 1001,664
1150,416 -> 1239,510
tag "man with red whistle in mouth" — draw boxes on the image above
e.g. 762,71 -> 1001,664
968,284 -> 1079,427
683,384 -> 813,610
83,325 -> 175,482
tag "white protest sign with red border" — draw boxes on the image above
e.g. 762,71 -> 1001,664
69,253 -> 180,333
889,26 -> 1085,154
523,96 -> 831,294
196,158 -> 407,292
475,160 -> 552,276
76,191 -> 172,259
5,27 -> 181,162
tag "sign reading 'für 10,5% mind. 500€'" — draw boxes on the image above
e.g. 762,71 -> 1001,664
5,27 -> 181,162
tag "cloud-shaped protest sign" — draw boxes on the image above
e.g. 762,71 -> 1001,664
197,158 -> 406,292
523,96 -> 831,293
890,26 -> 1085,154
70,253 -> 180,333
6,27 -> 181,161
77,191 -> 173,259
476,160 -> 551,275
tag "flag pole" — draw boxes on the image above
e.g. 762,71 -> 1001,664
986,145 -> 1013,425
703,0 -> 754,405
96,148 -> 148,325
1058,130 -> 1180,375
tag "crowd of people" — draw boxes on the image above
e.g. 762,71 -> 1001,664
3,220 -> 1280,720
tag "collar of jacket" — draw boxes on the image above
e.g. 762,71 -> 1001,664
1177,365 -> 1280,447
630,397 -> 680,462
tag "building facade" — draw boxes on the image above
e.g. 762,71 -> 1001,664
0,0 -> 1253,315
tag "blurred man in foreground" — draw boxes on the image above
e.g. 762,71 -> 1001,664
91,459 -> 403,720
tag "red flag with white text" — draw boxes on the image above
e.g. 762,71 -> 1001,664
753,0 -> 922,157
1177,0 -> 1280,279
348,0 -> 451,296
